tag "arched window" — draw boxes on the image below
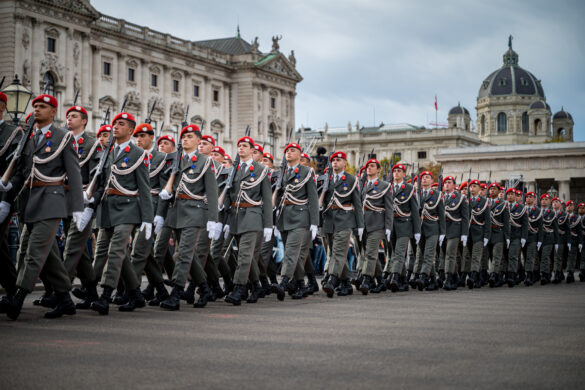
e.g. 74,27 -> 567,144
558,128 -> 566,140
43,72 -> 55,96
497,112 -> 507,133
521,112 -> 529,132
480,115 -> 485,135
534,119 -> 541,135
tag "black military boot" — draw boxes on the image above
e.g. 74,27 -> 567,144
566,271 -> 575,284
291,280 -> 306,299
223,276 -> 234,295
181,282 -> 196,304
76,283 -> 99,310
91,286 -> 113,315
44,292 -> 76,319
457,272 -> 467,288
323,274 -> 339,298
505,272 -> 516,288
247,281 -> 262,303
370,276 -> 385,293
488,272 -> 497,288
409,273 -> 419,289
193,282 -> 212,308
321,271 -> 330,288
112,289 -> 128,306
359,275 -> 373,295
533,271 -> 541,282
210,280 -> 225,300
416,273 -> 428,291
260,276 -> 272,297
0,295 -> 13,314
71,285 -> 87,300
224,284 -> 246,306
479,270 -> 489,286
119,288 -> 144,312
337,279 -> 353,296
33,287 -> 58,308
551,271 -> 561,284
579,271 -> 585,282
443,273 -> 454,291
467,271 -> 477,289
517,269 -> 526,285
351,273 -> 363,289
524,271 -> 534,287
387,273 -> 401,293
149,282 -> 169,306
438,270 -> 446,288
540,272 -> 550,285
560,271 -> 565,281
495,272 -> 505,287
425,275 -> 439,291
160,285 -> 183,311
141,284 -> 155,301
6,288 -> 28,320
306,273 -> 319,294
272,276 -> 289,301
398,275 -> 409,292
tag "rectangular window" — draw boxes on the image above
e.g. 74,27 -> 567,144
270,97 -> 276,109
418,151 -> 427,159
193,85 -> 199,97
395,152 -> 402,161
128,68 -> 135,82
213,90 -> 219,102
47,37 -> 56,53
103,62 -> 111,76
173,79 -> 179,92
151,74 -> 158,87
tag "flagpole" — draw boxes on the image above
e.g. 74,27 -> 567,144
435,94 -> 438,129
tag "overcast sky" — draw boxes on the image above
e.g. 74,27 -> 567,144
92,0 -> 585,140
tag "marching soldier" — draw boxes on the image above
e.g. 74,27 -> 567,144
539,194 -> 558,285
321,151 -> 364,297
88,112 -> 153,315
486,183 -> 509,287
0,94 -> 85,320
383,163 -> 420,292
578,202 -> 585,282
523,191 -> 543,286
258,151 -> 279,295
551,197 -> 568,284
504,188 -> 528,287
157,125 -> 220,310
565,201 -> 582,283
440,176 -> 469,290
298,152 -> 320,294
359,159 -> 392,293
272,142 -> 319,300
223,135 -> 272,305
462,179 -> 490,289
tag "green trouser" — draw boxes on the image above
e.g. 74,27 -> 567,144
63,217 -> 96,285
361,230 -> 384,277
0,216 -> 17,294
407,239 -> 416,273
172,227 -> 207,287
321,228 -> 331,272
96,224 -> 140,290
437,244 -> 446,271
153,225 -> 171,269
444,237 -> 460,274
525,242 -> 538,272
540,245 -> 554,274
488,242 -> 504,273
17,219 -> 71,293
299,229 -> 315,277
193,232 -> 218,282
462,240 -> 484,273
415,234 -> 438,276
384,236 -> 410,274
130,227 -> 153,278
481,243 -> 489,271
280,227 -> 308,279
260,234 -> 277,280
248,231 -> 264,283
325,229 -> 352,280
211,231 -> 233,280
233,231 -> 261,285
580,245 -> 585,271
553,243 -> 566,272
567,244 -> 578,272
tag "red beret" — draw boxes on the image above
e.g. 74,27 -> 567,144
66,105 -> 88,117
443,176 -> 456,185
330,151 -> 347,162
254,144 -> 264,153
526,191 -> 536,197
97,124 -> 112,137
359,165 -> 366,175
577,203 -> 585,208
432,182 -> 439,187
284,143 -> 302,153
301,152 -> 310,161
459,181 -> 468,190
566,200 -> 574,207
469,179 -> 480,187
392,164 -> 406,172
112,112 -> 136,125
263,152 -> 274,161
480,183 -> 487,189
365,158 -> 381,168
505,188 -> 516,195
420,170 -> 432,178
157,134 -> 175,146
201,135 -> 216,146
515,190 -> 522,195
224,153 -> 231,160
488,182 -> 500,190
237,136 -> 254,146
540,193 -> 550,200
552,197 -> 561,203
407,178 -> 412,184
0,92 -> 6,104
180,124 -> 201,138
212,146 -> 225,156
133,123 -> 154,136
32,94 -> 58,108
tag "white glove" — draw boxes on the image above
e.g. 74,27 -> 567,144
0,201 -> 10,223
521,238 -> 526,248
554,244 -> 558,251
537,242 -> 542,251
579,244 -> 583,251
140,222 -> 152,240
414,233 -> 421,245
213,223 -> 223,241
273,226 -> 281,239
439,234 -> 445,246
83,191 -> 94,205
72,211 -> 84,232
159,189 -> 172,200
78,207 -> 94,231
153,215 -> 164,235
506,239 -> 510,248
568,243 -> 571,251
224,224 -> 230,239
385,229 -> 391,242
483,238 -> 489,247
358,228 -> 364,240
310,225 -> 318,240
461,235 -> 467,247
206,221 -> 215,239
263,227 -> 272,242
0,181 -> 13,192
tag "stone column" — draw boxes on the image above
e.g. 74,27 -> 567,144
116,52 -> 125,110
558,180 -> 571,201
31,18 -> 41,94
91,45 -> 100,128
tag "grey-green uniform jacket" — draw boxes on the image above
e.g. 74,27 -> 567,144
527,205 -> 544,244
147,148 -> 169,218
0,121 -> 21,204
419,188 -> 445,237
568,214 -> 582,245
391,182 -> 420,238
489,198 -> 510,243
361,179 -> 393,233
468,195 -> 491,242
556,210 -> 569,245
509,202 -> 528,240
541,207 -> 559,246
443,191 -> 469,239
66,132 -> 100,215
224,160 -> 272,234
93,142 -> 153,228
161,151 -> 218,229
275,164 -> 319,232
322,172 -> 364,234
11,124 -> 83,223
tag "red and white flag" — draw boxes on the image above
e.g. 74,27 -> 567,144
434,95 -> 438,111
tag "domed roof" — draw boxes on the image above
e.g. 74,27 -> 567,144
529,100 -> 550,110
448,103 -> 470,115
553,107 -> 573,120
478,37 -> 545,99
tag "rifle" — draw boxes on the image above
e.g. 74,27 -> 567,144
163,105 -> 190,195
318,138 -> 337,209
0,76 -> 5,90
488,170 -> 492,186
145,99 -> 157,124
158,121 -> 164,138
466,167 -> 472,201
438,164 -> 444,194
417,161 -> 422,211
72,89 -> 80,106
388,153 -> 396,187
272,127 -> 293,208
217,125 -> 250,207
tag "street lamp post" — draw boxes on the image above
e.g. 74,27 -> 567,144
1,74 -> 33,126
548,185 -> 558,199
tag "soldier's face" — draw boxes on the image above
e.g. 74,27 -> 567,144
515,194 -> 523,203
223,159 -> 233,168
480,188 -> 487,196
98,131 -> 110,147
300,157 -> 311,167
578,205 -> 585,215
498,192 -> 504,199
552,200 -> 561,210
66,111 -> 87,131
262,157 -> 273,168
237,142 -> 253,160
567,204 -> 574,213
331,157 -> 346,173
393,169 -> 405,181
33,102 -> 57,124
286,147 -> 301,164
0,101 -> 5,117
253,150 -> 262,162
198,140 -> 214,155
158,140 -> 175,154
420,175 -> 432,187
470,184 -> 480,196
366,163 -> 380,177
443,181 -> 454,192
489,187 -> 498,197
210,152 -> 224,163
135,133 -> 154,150
181,132 -> 200,152
506,192 -> 515,202
113,119 -> 134,141
526,195 -> 535,205
541,198 -> 550,208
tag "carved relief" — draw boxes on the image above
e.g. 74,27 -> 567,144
40,54 -> 65,82
124,90 -> 142,112
22,60 -> 30,87
22,29 -> 30,49
170,101 -> 185,120
73,42 -> 80,65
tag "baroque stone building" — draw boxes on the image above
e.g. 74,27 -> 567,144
0,0 -> 302,154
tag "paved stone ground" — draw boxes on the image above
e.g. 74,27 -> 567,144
1,280 -> 585,389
